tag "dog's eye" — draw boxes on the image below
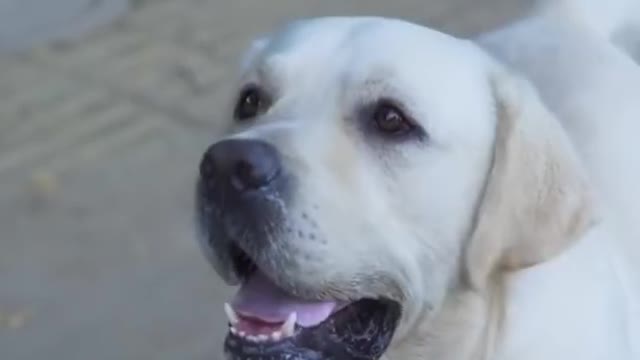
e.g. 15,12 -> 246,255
372,101 -> 416,137
234,86 -> 269,121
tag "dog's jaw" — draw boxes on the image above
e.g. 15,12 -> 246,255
382,284 -> 503,360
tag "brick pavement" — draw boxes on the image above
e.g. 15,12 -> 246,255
0,1 -> 531,359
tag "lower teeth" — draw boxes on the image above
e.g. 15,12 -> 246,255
229,326 -> 292,342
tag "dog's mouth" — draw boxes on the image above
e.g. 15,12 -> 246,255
222,246 -> 402,360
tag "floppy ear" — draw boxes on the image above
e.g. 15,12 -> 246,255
465,69 -> 598,289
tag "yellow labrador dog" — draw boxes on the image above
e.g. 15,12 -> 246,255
195,0 -> 640,359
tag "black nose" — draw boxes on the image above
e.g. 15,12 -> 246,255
199,139 -> 282,193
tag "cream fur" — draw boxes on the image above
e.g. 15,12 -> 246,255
466,70 -> 596,290
204,1 -> 640,359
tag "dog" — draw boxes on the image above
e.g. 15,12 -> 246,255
194,0 -> 640,359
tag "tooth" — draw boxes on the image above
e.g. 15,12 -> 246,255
224,303 -> 239,325
257,334 -> 269,342
282,312 -> 296,337
230,327 -> 238,335
247,335 -> 258,342
239,331 -> 246,337
271,331 -> 282,341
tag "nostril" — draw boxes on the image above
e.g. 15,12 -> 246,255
235,160 -> 254,181
231,158 -> 279,191
199,153 -> 218,190
231,160 -> 255,191
200,159 -> 213,178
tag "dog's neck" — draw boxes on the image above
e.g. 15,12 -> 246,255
383,224 -> 636,360
382,283 -> 502,360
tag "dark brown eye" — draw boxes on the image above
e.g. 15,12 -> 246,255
234,86 -> 268,121
372,102 -> 414,136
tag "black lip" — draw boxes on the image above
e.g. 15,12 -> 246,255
223,299 -> 401,360
195,177 -> 288,285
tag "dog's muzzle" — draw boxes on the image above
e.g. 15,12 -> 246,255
196,138 -> 402,360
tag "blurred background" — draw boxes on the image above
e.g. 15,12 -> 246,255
0,1 -> 532,359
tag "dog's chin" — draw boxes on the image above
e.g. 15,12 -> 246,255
221,249 -> 402,360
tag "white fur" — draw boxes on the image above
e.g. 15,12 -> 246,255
210,1 -> 640,359
479,1 -> 640,358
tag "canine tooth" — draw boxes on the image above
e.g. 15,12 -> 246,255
257,334 -> 269,342
230,327 -> 238,335
271,331 -> 282,341
282,312 -> 296,337
239,331 -> 247,337
224,303 -> 239,325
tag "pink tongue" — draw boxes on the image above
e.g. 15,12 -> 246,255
232,271 -> 337,327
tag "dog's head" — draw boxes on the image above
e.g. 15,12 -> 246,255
195,17 -> 595,360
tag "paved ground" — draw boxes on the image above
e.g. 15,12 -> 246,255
0,1 -> 531,359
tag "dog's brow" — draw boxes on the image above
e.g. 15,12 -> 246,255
344,62 -> 396,92
256,63 -> 272,82
255,55 -> 287,85
356,76 -> 402,103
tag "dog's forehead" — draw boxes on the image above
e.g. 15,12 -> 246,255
252,17 -> 484,80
